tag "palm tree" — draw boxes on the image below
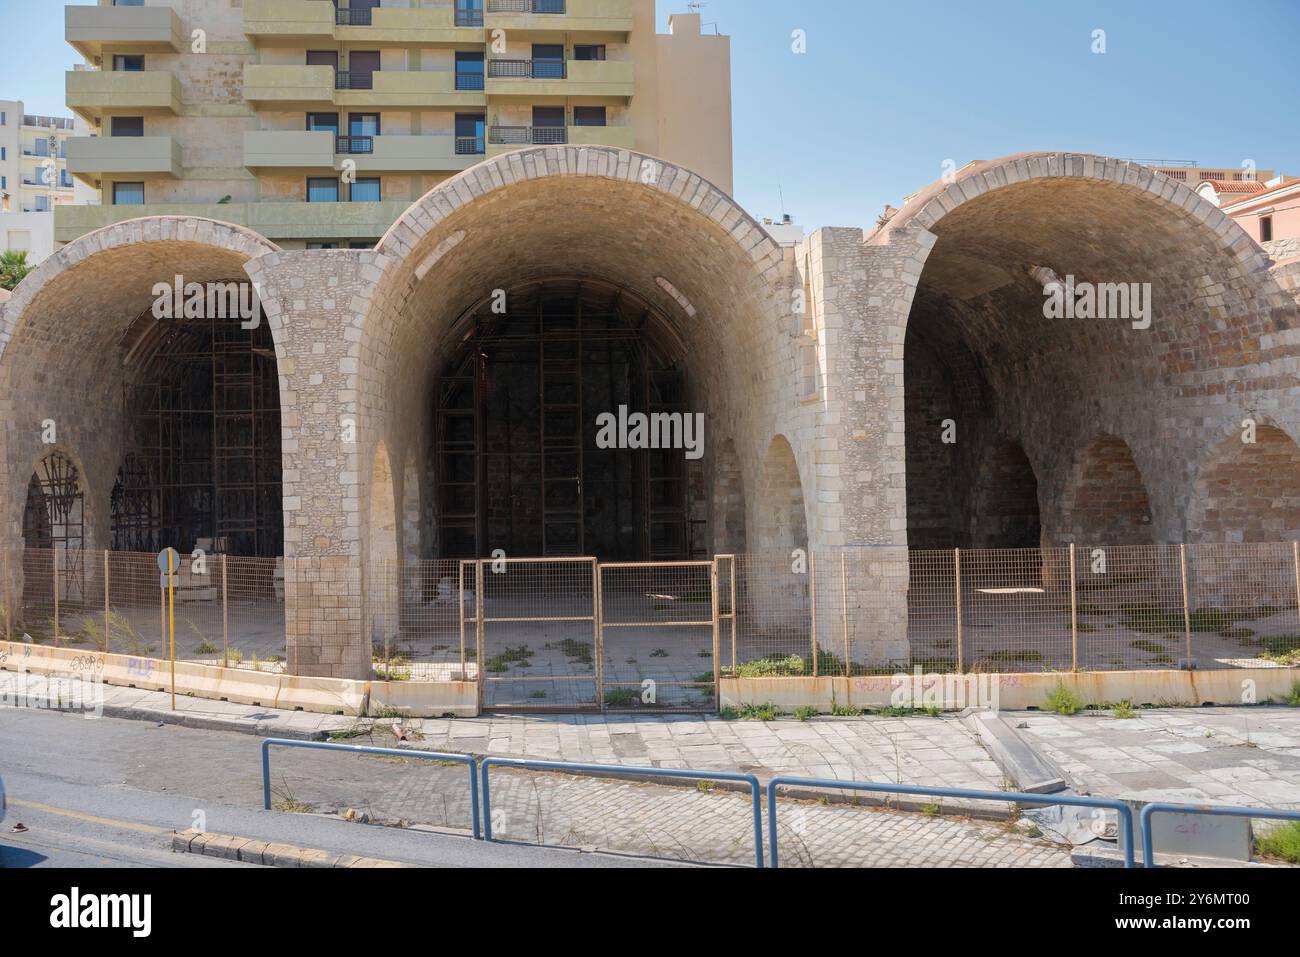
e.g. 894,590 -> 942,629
0,249 -> 33,291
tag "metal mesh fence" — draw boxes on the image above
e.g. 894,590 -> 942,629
3,543 -> 1298,688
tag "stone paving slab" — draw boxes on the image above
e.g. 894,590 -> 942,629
1013,707 -> 1300,810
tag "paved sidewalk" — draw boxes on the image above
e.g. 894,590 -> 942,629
0,673 -> 1005,793
1016,707 -> 1300,810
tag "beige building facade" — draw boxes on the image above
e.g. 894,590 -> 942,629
58,0 -> 732,249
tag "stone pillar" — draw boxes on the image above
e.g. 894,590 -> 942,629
245,249 -> 387,680
805,226 -> 925,666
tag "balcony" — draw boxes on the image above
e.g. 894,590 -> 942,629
485,58 -> 634,98
66,136 -> 182,183
243,130 -> 336,171
335,71 -> 486,108
56,200 -> 415,245
485,0 -> 634,34
487,124 -> 635,154
243,0 -> 335,46
66,70 -> 183,122
346,135 -> 484,173
66,4 -> 186,60
489,125 -> 568,147
336,7 -> 481,44
246,0 -> 482,45
243,64 -> 337,109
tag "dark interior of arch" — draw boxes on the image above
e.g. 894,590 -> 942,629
903,176 -> 1251,551
428,279 -> 707,562
111,298 -> 283,557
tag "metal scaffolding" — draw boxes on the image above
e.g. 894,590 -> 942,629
111,299 -> 283,558
434,280 -> 689,562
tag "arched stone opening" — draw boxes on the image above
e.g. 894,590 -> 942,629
755,435 -> 808,553
889,155 -> 1273,554
18,449 -> 87,637
362,148 -> 789,566
0,218 -> 287,653
969,438 -> 1042,549
1060,434 -> 1154,546
1189,424 -> 1300,543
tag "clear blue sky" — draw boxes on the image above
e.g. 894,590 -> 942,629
4,0 -> 1298,230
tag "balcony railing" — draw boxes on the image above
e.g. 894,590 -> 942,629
456,136 -> 486,155
336,135 -> 374,154
336,7 -> 374,26
489,125 -> 567,146
488,58 -> 566,79
487,0 -> 565,12
455,72 -> 485,91
336,71 -> 374,90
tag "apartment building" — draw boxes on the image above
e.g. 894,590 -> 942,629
0,102 -> 79,262
59,0 -> 733,249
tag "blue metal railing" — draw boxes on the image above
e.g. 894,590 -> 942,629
1140,802 -> 1300,867
766,776 -> 1137,869
481,757 -> 765,868
260,738 -> 480,840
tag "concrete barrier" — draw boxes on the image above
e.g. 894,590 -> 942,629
0,640 -> 379,718
368,679 -> 478,718
720,666 -> 1300,713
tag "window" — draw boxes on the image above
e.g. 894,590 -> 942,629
113,182 -> 145,205
455,113 -> 485,154
306,112 -> 340,134
113,1 -> 146,6
1,112 -> 6,126
34,196 -> 50,212
572,106 -> 606,127
111,116 -> 144,137
573,45 -> 606,61
343,52 -> 380,90
350,178 -> 381,202
348,241 -> 376,249
532,106 -> 566,144
113,55 -> 145,72
0,147 -> 5,161
1261,216 -> 1273,243
456,51 -> 485,91
307,178 -> 339,203
1,176 -> 6,190
532,44 -> 565,79
307,242 -> 338,250
306,51 -> 339,69
349,113 -> 380,137
455,0 -> 483,27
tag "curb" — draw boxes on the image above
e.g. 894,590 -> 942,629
172,829 -> 403,868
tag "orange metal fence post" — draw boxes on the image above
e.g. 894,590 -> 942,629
954,548 -> 964,674
1179,544 -> 1192,665
104,550 -> 111,655
840,553 -> 850,678
1069,543 -> 1079,672
809,552 -> 819,677
222,553 -> 230,669
53,549 -> 60,648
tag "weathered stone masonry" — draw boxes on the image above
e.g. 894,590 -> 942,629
3,149 -> 1299,678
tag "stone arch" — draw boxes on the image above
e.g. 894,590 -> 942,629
0,217 -> 283,559
360,146 -> 793,560
755,435 -> 808,553
881,153 -> 1290,556
1188,423 -> 1300,543
1058,433 -> 1154,546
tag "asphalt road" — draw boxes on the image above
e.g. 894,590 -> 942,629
0,707 -> 674,868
